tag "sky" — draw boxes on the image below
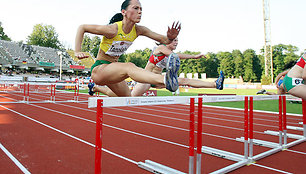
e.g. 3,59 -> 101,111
1,0 -> 305,55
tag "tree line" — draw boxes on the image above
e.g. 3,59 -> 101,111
1,23 -> 305,83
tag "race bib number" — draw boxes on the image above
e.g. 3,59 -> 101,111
106,41 -> 133,57
292,78 -> 304,86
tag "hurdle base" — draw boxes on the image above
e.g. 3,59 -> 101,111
201,146 -> 245,162
138,160 -> 186,174
252,146 -> 282,161
264,130 -> 304,139
235,137 -> 280,148
285,137 -> 306,149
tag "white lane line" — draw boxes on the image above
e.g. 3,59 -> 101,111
0,105 -> 138,165
29,103 -> 189,148
55,103 -> 237,141
285,149 -> 306,155
253,163 -> 293,174
0,143 -> 31,174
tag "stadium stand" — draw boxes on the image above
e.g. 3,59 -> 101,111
0,40 -> 92,75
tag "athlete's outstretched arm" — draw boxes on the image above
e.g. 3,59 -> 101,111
136,21 -> 181,45
158,45 -> 205,59
75,24 -> 117,59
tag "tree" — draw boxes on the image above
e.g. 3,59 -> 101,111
217,51 -> 234,78
90,36 -> 101,58
27,24 -> 62,49
125,49 -> 149,68
243,49 -> 261,82
81,34 -> 92,52
232,50 -> 244,78
0,22 -> 11,41
206,53 -> 219,78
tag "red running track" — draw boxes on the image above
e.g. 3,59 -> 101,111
0,93 -> 306,174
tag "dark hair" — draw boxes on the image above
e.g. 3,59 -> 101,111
109,13 -> 124,24
109,0 -> 131,24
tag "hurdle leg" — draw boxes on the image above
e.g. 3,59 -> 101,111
189,98 -> 195,174
249,97 -> 253,158
23,83 -> 26,101
27,83 -> 29,102
95,99 -> 103,174
77,84 -> 79,101
302,99 -> 306,137
278,96 -> 283,146
53,84 -> 56,101
282,96 -> 287,146
196,98 -> 203,174
50,84 -> 53,101
244,96 -> 248,159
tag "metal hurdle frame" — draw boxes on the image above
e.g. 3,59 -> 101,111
74,84 -> 79,101
23,83 -> 30,102
90,96 -> 195,174
90,95 -> 306,174
50,84 -> 56,102
283,98 -> 306,149
189,98 -> 195,174
200,95 -> 305,173
201,95 -> 249,174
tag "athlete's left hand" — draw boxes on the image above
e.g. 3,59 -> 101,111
167,21 -> 181,41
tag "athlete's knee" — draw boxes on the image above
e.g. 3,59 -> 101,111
126,62 -> 137,68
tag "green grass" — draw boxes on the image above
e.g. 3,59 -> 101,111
79,88 -> 303,115
156,88 -> 303,114
203,100 -> 302,114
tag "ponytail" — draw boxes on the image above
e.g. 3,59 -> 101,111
109,13 -> 123,24
109,0 -> 131,24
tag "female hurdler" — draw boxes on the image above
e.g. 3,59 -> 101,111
75,0 -> 181,96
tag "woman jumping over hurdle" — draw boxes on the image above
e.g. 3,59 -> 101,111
89,37 -> 224,97
75,0 -> 181,97
257,53 -> 306,100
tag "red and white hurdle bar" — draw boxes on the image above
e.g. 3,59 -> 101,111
74,84 -> 79,101
91,96 -> 203,174
23,83 -> 30,102
21,83 -> 80,102
202,95 -> 306,173
50,84 -> 56,101
90,95 -> 306,174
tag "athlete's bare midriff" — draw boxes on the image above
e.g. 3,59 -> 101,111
96,48 -> 120,62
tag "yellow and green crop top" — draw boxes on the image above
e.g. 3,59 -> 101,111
100,21 -> 137,57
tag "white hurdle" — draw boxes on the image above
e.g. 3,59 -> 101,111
88,95 -> 306,174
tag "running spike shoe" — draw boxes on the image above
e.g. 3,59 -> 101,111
88,82 -> 95,96
256,89 -> 266,95
216,71 -> 224,90
165,53 -> 180,92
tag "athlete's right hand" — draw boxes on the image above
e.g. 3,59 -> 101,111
75,52 -> 89,59
167,21 -> 181,41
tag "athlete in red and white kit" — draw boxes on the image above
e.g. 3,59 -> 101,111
91,37 -> 224,97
